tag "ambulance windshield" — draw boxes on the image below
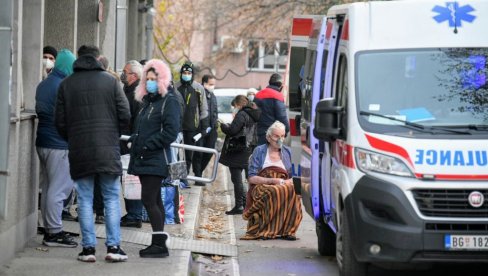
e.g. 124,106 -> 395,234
357,48 -> 488,130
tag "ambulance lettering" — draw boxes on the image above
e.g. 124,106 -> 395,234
415,149 -> 488,167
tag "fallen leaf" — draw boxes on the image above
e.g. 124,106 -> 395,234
305,256 -> 313,259
35,247 -> 48,252
211,255 -> 223,261
244,250 -> 253,253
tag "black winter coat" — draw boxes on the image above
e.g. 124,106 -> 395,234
55,55 -> 131,180
128,92 -> 180,177
219,106 -> 260,169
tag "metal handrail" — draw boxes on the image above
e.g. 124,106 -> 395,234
120,135 -> 220,183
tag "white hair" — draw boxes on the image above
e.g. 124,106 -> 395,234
126,60 -> 143,79
266,121 -> 286,138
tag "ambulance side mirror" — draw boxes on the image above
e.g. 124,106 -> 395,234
314,99 -> 344,142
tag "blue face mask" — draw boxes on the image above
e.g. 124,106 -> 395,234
181,74 -> 192,82
146,80 -> 158,94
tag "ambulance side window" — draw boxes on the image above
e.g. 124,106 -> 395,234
302,49 -> 317,122
336,54 -> 348,137
320,50 -> 328,99
289,47 -> 307,112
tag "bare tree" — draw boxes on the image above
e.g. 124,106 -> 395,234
153,0 -> 353,77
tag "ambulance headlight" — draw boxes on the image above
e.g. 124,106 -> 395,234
355,148 -> 413,177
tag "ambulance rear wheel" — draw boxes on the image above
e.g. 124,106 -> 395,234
316,218 -> 336,256
337,208 -> 368,276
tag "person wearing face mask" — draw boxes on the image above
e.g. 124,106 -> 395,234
117,60 -> 145,228
36,48 -> 78,248
42,46 -> 57,79
241,121 -> 302,241
247,88 -> 257,102
219,95 -> 261,215
254,73 -> 290,145
191,75 -> 219,186
175,62 -> 209,187
127,59 -> 180,258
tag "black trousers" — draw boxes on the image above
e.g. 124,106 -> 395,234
229,167 -> 245,207
183,130 -> 198,173
139,175 -> 165,232
192,129 -> 218,177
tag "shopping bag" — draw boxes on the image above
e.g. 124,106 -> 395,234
122,171 -> 141,200
141,183 -> 184,224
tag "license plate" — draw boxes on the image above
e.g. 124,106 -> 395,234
445,235 -> 488,250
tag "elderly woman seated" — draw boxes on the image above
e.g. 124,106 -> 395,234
241,121 -> 303,240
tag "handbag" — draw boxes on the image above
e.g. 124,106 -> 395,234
161,95 -> 188,181
226,135 -> 247,153
164,151 -> 187,181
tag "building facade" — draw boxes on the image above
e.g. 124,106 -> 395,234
0,0 -> 153,266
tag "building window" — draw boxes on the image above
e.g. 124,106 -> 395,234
247,40 -> 288,72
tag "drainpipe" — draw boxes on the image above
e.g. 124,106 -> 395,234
145,0 -> 154,60
115,0 -> 127,72
0,0 -> 12,219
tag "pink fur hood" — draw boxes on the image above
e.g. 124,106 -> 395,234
135,59 -> 172,102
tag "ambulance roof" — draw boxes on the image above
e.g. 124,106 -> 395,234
327,0 -> 488,51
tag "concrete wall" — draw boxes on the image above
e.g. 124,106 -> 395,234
0,0 -> 41,266
0,0 -> 149,266
44,0 -> 77,53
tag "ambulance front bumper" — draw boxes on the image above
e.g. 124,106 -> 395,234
344,175 -> 488,263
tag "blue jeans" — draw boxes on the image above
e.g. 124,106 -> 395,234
124,198 -> 143,220
76,174 -> 121,248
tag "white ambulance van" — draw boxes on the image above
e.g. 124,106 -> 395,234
299,1 -> 488,275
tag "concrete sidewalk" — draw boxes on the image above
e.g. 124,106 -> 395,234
0,186 -> 203,276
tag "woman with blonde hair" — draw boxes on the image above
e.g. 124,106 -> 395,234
128,59 -> 180,257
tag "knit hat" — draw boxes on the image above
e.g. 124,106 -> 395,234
54,49 -> 76,76
269,73 -> 283,86
43,46 -> 58,58
180,61 -> 193,73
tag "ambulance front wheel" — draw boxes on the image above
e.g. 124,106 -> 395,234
316,218 -> 336,256
337,208 -> 368,276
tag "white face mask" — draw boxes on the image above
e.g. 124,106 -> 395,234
248,95 -> 255,102
43,58 -> 54,70
205,85 -> 215,92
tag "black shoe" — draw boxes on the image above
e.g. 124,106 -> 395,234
77,247 -> 96,262
194,182 -> 205,186
105,246 -> 128,262
120,219 -> 142,228
95,215 -> 105,224
225,206 -> 244,215
42,231 -> 78,248
139,244 -> 169,258
62,210 -> 78,221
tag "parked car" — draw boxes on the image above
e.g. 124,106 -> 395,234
213,88 -> 248,124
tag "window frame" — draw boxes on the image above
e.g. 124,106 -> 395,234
247,40 -> 288,72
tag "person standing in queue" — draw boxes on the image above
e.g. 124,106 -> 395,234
219,95 -> 260,215
128,59 -> 180,258
192,74 -> 218,186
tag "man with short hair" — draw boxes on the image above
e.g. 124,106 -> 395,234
175,62 -> 209,184
192,75 -> 218,186
119,60 -> 144,228
55,45 -> 131,263
42,46 -> 57,79
254,73 -> 290,145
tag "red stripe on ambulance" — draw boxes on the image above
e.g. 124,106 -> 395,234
333,140 -> 355,168
365,134 -> 413,166
292,18 -> 314,36
341,20 -> 349,41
